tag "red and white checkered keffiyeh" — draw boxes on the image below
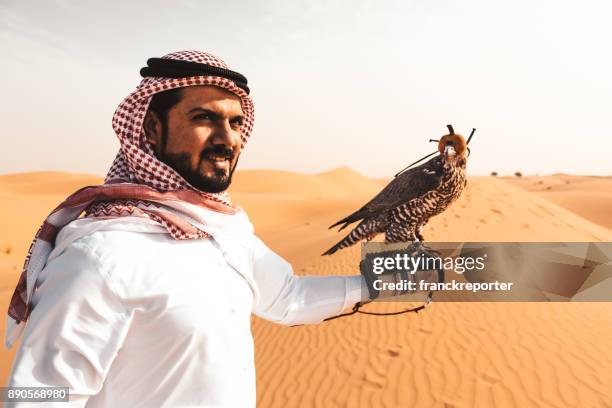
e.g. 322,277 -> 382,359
6,50 -> 255,346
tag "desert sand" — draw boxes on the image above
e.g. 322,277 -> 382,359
0,170 -> 611,407
502,174 -> 612,231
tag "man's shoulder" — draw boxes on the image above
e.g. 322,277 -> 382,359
52,218 -> 174,265
36,224 -> 172,299
76,228 -> 169,250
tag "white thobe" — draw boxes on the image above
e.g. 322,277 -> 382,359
6,209 -> 365,407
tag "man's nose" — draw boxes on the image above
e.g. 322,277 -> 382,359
210,120 -> 239,148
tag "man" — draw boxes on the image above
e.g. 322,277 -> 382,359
5,51 -> 367,407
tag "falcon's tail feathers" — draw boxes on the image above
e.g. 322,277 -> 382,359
328,209 -> 368,231
322,234 -> 355,256
323,220 -> 380,256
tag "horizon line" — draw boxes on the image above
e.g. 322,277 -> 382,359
1,168 -> 610,179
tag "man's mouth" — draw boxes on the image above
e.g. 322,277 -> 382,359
202,147 -> 234,170
206,153 -> 230,162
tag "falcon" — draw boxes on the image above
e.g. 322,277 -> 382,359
323,125 -> 472,256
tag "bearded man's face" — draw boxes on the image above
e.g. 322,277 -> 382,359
143,86 -> 244,193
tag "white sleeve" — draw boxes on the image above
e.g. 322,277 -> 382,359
6,240 -> 131,407
250,236 -> 367,326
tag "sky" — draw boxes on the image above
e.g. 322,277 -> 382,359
0,0 -> 610,177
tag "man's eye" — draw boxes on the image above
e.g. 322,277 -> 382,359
231,119 -> 244,127
193,114 -> 212,120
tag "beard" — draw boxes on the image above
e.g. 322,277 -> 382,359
159,146 -> 240,194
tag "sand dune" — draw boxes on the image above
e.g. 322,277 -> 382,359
229,166 -> 384,199
0,170 -> 611,406
0,172 -> 103,195
502,174 -> 612,231
232,171 -> 612,244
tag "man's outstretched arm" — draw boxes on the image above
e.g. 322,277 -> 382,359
250,236 -> 368,326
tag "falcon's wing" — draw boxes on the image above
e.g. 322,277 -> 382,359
329,156 -> 444,230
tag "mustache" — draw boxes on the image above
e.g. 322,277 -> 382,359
201,145 -> 235,161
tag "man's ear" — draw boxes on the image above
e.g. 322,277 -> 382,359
143,111 -> 163,153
